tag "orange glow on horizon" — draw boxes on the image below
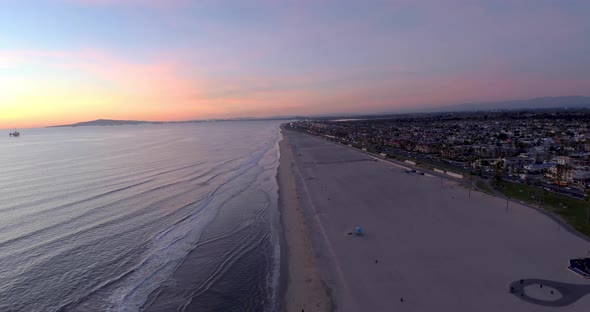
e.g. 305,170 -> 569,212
3,47 -> 590,130
3,1 -> 590,129
0,49 -> 222,129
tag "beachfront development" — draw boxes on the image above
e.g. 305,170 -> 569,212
291,111 -> 590,239
278,126 -> 590,311
294,110 -> 590,200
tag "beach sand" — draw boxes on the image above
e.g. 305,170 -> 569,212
278,127 -> 590,312
278,130 -> 332,312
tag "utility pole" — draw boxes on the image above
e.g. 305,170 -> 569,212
468,174 -> 472,198
585,189 -> 590,225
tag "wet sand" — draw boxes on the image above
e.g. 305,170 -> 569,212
278,128 -> 590,312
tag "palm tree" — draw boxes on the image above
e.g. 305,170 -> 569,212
533,179 -> 543,207
492,159 -> 505,187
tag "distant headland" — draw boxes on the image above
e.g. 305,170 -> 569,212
47,117 -> 301,128
46,96 -> 590,128
48,119 -> 161,127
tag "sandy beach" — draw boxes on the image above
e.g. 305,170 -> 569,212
278,127 -> 590,312
278,129 -> 332,312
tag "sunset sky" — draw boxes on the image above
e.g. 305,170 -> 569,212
2,0 -> 590,128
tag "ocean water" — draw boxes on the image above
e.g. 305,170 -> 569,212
0,121 -> 282,312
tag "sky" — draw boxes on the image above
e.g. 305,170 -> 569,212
1,0 -> 590,128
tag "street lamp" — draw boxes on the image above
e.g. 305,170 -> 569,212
585,189 -> 590,225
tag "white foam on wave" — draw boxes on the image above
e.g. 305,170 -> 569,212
265,132 -> 282,312
106,135 -> 281,312
107,206 -> 216,312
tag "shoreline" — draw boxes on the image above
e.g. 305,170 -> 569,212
277,126 -> 332,312
276,130 -> 289,312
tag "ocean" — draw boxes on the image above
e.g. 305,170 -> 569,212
0,121 -> 282,312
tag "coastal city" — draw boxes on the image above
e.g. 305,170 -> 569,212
289,110 -> 590,201
4,0 -> 590,310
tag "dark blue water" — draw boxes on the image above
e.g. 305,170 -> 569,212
0,122 -> 281,311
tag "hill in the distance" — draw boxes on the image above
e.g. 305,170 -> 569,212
48,116 -> 300,128
48,96 -> 590,127
50,119 -> 160,127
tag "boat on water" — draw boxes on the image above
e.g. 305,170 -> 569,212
9,129 -> 20,137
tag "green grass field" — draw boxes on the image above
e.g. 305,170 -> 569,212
475,181 -> 493,194
497,180 -> 590,237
